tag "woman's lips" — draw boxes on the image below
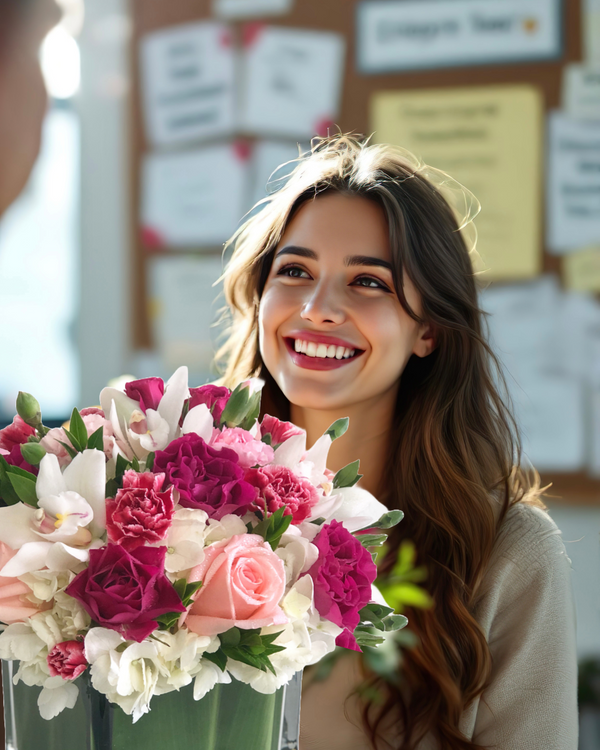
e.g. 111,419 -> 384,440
284,338 -> 363,371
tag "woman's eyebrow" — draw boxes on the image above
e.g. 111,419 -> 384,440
275,245 -> 392,271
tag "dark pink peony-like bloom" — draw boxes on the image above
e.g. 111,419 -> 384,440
1,443 -> 38,475
153,433 -> 257,520
47,640 -> 87,680
106,470 -> 174,550
188,385 -> 231,424
124,377 -> 165,413
0,416 -> 36,453
245,465 -> 319,524
307,520 -> 377,651
259,415 -> 303,447
65,544 -> 185,642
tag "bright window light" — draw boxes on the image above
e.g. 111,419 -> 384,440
40,26 -> 81,100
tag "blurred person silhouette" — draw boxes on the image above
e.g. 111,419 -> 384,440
0,0 -> 61,217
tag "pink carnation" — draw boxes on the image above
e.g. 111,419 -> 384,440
212,427 -> 274,469
307,519 -> 377,651
259,415 -> 303,447
47,640 -> 87,680
245,464 -> 319,524
106,470 -> 174,550
40,412 -> 115,466
0,416 -> 36,453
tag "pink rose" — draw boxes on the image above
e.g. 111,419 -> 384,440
40,413 -> 115,466
184,534 -> 287,636
0,542 -> 46,624
47,641 -> 87,680
125,377 -> 165,413
245,465 -> 319,524
212,427 -> 274,469
307,520 -> 377,652
259,415 -> 303,447
0,416 -> 36,452
106,470 -> 174,550
188,385 -> 231,424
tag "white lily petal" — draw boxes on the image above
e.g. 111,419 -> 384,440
99,387 -> 139,422
0,541 -> 53,576
325,485 -> 389,532
138,410 -> 170,452
63,450 -> 106,535
158,366 -> 189,443
38,682 -> 79,720
84,627 -> 125,664
302,434 -> 332,476
109,401 -> 132,456
36,453 -> 66,500
273,434 -> 306,468
182,404 -> 214,442
45,542 -> 90,571
0,503 -> 39,549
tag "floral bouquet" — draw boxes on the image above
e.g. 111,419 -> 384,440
0,369 -> 405,750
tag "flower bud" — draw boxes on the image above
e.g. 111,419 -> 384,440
20,442 -> 46,466
16,392 -> 42,427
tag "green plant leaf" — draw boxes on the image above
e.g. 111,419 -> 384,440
203,649 -> 227,672
0,456 -> 20,505
115,454 -> 130,478
70,407 -> 89,451
57,440 -> 78,460
324,417 -> 349,441
87,426 -> 104,452
63,428 -> 84,454
332,460 -> 362,489
379,582 -> 433,610
261,433 -> 272,446
145,452 -> 155,472
356,533 -> 388,549
7,473 -> 38,507
131,455 -> 140,472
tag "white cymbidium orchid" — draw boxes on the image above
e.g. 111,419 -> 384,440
273,432 -> 333,489
181,403 -> 214,442
100,366 -> 189,461
314,484 -> 388,532
0,451 -> 106,578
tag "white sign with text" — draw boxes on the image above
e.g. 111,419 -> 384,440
357,0 -> 562,73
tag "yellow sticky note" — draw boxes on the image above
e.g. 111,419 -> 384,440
563,246 -> 600,291
371,85 -> 543,281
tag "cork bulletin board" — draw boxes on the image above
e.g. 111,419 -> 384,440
128,0 -> 598,503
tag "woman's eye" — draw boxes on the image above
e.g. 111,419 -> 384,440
353,276 -> 391,291
277,264 -> 311,279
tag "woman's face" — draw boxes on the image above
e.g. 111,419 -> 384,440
0,0 -> 62,215
259,193 -> 435,413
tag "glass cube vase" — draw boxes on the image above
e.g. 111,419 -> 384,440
2,661 -> 302,750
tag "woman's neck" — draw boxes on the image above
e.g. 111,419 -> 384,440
290,388 -> 397,499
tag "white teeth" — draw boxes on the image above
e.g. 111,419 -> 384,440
343,348 -> 352,358
306,341 -> 317,357
293,338 -> 358,360
294,339 -> 302,353
327,345 -> 336,358
350,349 -> 355,357
335,346 -> 344,359
301,340 -> 308,353
316,343 -> 327,358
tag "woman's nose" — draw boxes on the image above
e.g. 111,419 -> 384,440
299,280 -> 346,326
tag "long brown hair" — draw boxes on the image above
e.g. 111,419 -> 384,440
216,134 -> 542,749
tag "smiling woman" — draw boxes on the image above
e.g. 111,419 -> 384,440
217,134 -> 578,750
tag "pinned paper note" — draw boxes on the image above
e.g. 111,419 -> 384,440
250,140 -> 307,207
547,113 -> 600,253
563,64 -> 600,120
371,84 -> 543,280
240,25 -> 345,139
148,255 -> 225,375
357,0 -> 561,74
139,22 -> 236,147
563,246 -> 600,291
214,0 -> 294,19
141,142 -> 250,248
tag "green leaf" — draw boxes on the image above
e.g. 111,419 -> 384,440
7,465 -> 38,482
182,580 -> 203,605
63,428 -> 84,454
240,398 -> 261,431
115,454 -> 131,478
57,440 -> 78,460
145,452 -> 155,472
20,442 -> 46,466
173,578 -> 187,600
105,478 -> 119,499
203,649 -> 227,672
69,408 -> 89,451
87,426 -> 104,452
0,456 -> 20,505
373,510 -> 404,530
356,533 -> 388,549
219,627 -> 241,649
379,582 -> 433,610
155,612 -> 182,630
324,417 -> 349,441
332,460 -> 362,489
7,473 -> 38,507
261,433 -> 272,446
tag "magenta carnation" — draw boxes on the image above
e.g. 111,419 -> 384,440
65,544 -> 185,642
153,433 -> 257,519
106,470 -> 174,550
307,519 -> 377,651
47,641 -> 87,680
0,416 -> 36,453
124,377 -> 164,413
2,444 -> 38,475
259,415 -> 303,447
188,385 -> 231,424
245,465 -> 319,524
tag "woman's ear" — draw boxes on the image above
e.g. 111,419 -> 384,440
413,323 -> 437,358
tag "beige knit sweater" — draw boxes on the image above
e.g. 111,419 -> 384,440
300,503 -> 579,750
